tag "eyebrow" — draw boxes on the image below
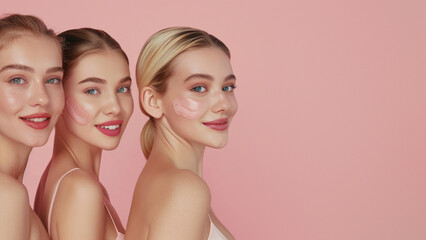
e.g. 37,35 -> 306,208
120,76 -> 132,84
46,67 -> 64,74
0,64 -> 63,74
184,73 -> 236,82
79,76 -> 131,85
0,64 -> 34,73
78,77 -> 107,84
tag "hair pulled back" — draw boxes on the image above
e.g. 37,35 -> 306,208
0,14 -> 60,50
136,27 -> 230,159
59,28 -> 128,79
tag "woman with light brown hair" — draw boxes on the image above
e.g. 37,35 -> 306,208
126,27 -> 236,240
0,14 -> 64,239
35,28 -> 132,240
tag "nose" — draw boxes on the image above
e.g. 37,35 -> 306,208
211,90 -> 230,113
29,81 -> 49,107
103,92 -> 121,115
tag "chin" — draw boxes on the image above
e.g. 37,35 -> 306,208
22,137 -> 50,148
99,142 -> 120,151
207,139 -> 228,149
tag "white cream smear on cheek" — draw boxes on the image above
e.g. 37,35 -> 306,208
173,97 -> 203,120
66,96 -> 90,125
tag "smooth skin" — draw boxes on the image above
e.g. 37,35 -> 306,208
126,47 -> 236,240
0,35 -> 64,240
34,50 -> 133,240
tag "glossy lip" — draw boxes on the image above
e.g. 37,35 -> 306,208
95,120 -> 123,137
202,118 -> 229,131
20,113 -> 51,130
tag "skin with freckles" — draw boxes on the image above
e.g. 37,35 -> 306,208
66,96 -> 90,125
0,33 -> 63,240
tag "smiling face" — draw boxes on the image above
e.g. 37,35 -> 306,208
0,34 -> 64,147
61,49 -> 133,150
159,47 -> 238,148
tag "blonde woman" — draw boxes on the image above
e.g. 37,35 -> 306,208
0,14 -> 64,239
35,28 -> 132,240
126,27 -> 236,240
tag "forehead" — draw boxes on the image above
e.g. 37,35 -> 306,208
0,35 -> 61,69
172,47 -> 233,78
66,50 -> 129,84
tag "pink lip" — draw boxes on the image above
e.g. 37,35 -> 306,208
203,118 -> 229,131
20,113 -> 51,130
95,120 -> 123,137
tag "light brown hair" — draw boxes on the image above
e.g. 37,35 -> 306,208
59,28 -> 128,78
0,14 -> 60,50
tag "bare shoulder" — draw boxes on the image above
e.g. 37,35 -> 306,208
147,168 -> 211,222
145,169 -> 212,239
157,168 -> 211,205
51,169 -> 105,239
0,173 -> 30,238
0,172 -> 29,205
54,169 -> 104,208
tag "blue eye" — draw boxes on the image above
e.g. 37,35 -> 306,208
118,86 -> 130,93
222,85 -> 236,92
86,89 -> 99,95
10,77 -> 25,84
192,86 -> 206,92
46,78 -> 60,84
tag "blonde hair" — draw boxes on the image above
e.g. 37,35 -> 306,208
0,14 -> 60,50
136,27 -> 231,159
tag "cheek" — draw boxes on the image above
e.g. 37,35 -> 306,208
120,96 -> 134,123
0,88 -> 26,113
66,96 -> 91,126
229,96 -> 238,117
173,97 -> 207,120
47,87 -> 65,115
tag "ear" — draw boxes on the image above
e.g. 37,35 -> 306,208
140,86 -> 163,119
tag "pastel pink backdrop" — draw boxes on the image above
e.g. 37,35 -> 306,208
2,0 -> 426,239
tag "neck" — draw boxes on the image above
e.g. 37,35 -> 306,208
0,136 -> 31,182
150,118 -> 205,177
53,121 -> 102,177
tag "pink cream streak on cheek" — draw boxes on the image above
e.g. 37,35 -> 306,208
173,97 -> 204,120
66,97 -> 90,125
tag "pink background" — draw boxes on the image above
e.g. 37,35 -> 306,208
3,0 -> 426,239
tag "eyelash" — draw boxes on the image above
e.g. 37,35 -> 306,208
223,85 -> 237,92
118,86 -> 131,93
191,84 -> 237,93
9,77 -> 62,85
85,88 -> 100,95
10,77 -> 26,84
46,78 -> 61,84
191,86 -> 207,92
84,86 -> 131,95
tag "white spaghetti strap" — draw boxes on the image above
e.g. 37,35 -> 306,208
47,168 -> 80,234
105,204 -> 120,234
208,215 -> 228,240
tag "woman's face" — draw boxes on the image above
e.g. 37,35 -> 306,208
62,50 -> 133,150
160,47 -> 238,149
0,35 -> 64,147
